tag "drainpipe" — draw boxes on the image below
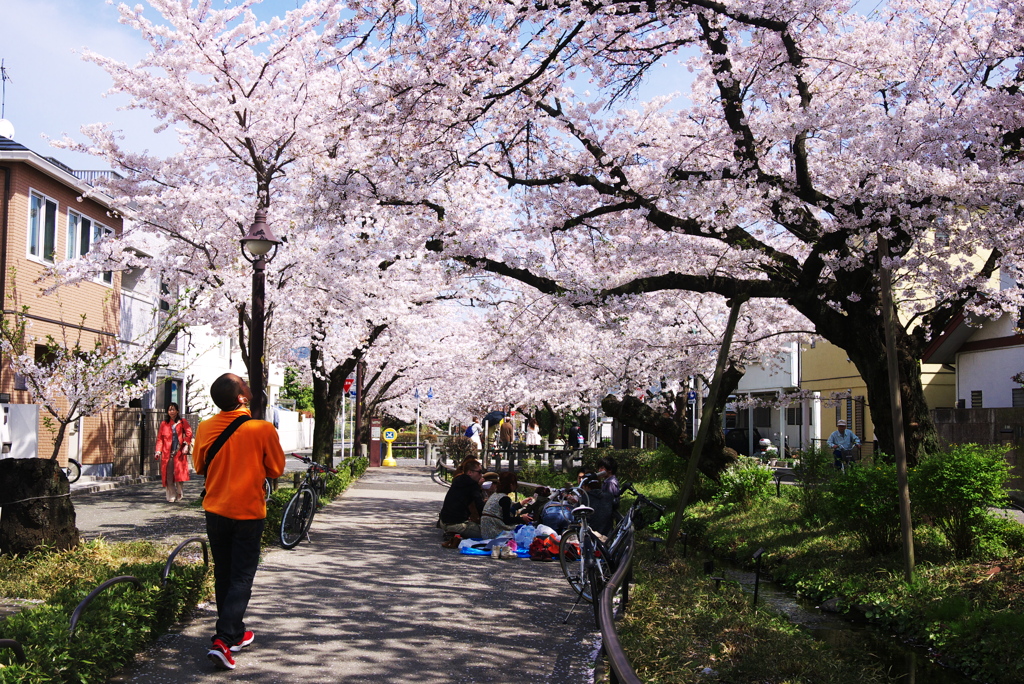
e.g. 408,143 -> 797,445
0,165 -> 11,392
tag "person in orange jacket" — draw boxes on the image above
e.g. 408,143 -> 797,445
192,373 -> 284,670
154,402 -> 193,502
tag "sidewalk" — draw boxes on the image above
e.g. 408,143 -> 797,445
107,463 -> 598,683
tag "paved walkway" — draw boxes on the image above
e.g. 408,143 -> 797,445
88,463 -> 597,683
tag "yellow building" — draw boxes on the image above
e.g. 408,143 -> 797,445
800,339 -> 956,452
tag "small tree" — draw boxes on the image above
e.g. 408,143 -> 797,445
280,366 -> 315,413
0,307 -> 151,460
912,444 -> 1012,559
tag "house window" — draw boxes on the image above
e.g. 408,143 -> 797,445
159,282 -> 178,353
970,390 -> 983,409
836,399 -> 854,430
67,211 -> 113,283
786,406 -> 802,425
66,210 -> 93,259
1012,388 -> 1024,408
753,406 -> 771,427
28,192 -> 58,262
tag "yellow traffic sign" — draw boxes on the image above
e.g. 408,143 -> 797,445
382,428 -> 398,466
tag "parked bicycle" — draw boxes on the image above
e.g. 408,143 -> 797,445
64,458 -> 82,484
558,480 -> 665,620
280,454 -> 336,549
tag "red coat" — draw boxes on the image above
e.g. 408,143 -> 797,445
156,419 -> 194,486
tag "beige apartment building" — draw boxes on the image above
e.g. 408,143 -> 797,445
1,135 -> 123,467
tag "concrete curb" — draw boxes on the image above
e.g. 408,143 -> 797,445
70,475 -> 161,497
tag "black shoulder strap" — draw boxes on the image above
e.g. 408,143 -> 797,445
199,415 -> 252,475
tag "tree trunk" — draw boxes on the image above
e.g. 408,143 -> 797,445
310,344 -> 358,466
600,363 -> 743,482
0,458 -> 79,555
838,320 -> 936,467
48,418 -> 72,461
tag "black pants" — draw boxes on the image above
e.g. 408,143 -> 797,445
206,512 -> 265,645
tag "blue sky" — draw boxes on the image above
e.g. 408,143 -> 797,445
1,0 -> 691,170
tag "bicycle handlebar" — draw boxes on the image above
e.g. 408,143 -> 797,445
621,481 -> 666,513
289,453 -> 338,474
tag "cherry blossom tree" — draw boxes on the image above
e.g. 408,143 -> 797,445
385,0 -> 1024,464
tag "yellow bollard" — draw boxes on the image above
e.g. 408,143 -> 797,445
382,428 -> 398,467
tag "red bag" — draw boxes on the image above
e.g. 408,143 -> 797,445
529,535 -> 561,561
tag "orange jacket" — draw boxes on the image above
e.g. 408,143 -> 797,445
192,409 -> 285,520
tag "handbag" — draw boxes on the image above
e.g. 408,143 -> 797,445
198,415 -> 252,498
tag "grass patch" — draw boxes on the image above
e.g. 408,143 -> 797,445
619,550 -> 893,683
666,481 -> 1024,684
0,539 -> 210,683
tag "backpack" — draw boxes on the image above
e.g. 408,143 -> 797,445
465,424 -> 475,437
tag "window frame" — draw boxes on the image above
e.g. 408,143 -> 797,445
66,208 -> 114,284
27,189 -> 59,264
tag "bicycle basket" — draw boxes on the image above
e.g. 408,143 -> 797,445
634,501 -> 663,531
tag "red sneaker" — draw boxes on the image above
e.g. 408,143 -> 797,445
208,639 -> 236,670
230,630 -> 255,652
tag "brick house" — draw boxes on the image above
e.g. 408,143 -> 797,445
0,135 -> 123,467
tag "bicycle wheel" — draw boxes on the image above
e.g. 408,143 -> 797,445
64,459 -> 82,484
559,527 -> 588,599
263,478 -> 272,502
559,528 -> 608,603
280,487 -> 316,549
588,559 -> 606,624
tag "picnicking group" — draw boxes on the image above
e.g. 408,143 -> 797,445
438,452 -> 621,559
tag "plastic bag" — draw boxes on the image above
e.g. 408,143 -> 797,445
514,524 -> 539,549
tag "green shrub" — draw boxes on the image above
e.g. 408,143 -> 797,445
439,435 -> 477,465
827,461 -> 901,555
712,458 -> 773,507
792,446 -> 837,523
911,444 -> 1011,559
0,548 -> 208,683
973,514 -> 1024,558
579,447 -> 661,483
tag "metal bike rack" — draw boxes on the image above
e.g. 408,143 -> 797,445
597,531 -> 642,684
0,639 -> 25,664
161,536 -> 209,586
69,576 -> 143,637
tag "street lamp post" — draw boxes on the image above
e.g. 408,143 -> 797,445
240,209 -> 282,421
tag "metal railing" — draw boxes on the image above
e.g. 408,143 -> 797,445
596,526 -> 642,684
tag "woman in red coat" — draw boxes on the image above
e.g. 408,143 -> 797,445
155,403 -> 194,502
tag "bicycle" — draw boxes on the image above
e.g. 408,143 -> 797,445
64,458 -> 82,484
558,481 -> 664,620
280,454 -> 336,549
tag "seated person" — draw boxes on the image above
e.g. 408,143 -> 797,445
481,472 -> 532,539
519,486 -> 551,520
439,458 -> 485,538
582,476 -> 614,537
597,456 -> 621,500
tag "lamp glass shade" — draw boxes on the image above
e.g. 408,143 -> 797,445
242,238 -> 275,256
240,210 -> 281,257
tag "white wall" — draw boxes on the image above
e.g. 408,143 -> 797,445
957,345 -> 1024,409
273,407 -> 314,452
0,404 -> 39,459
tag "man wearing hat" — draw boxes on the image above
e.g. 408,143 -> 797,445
827,420 -> 861,470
